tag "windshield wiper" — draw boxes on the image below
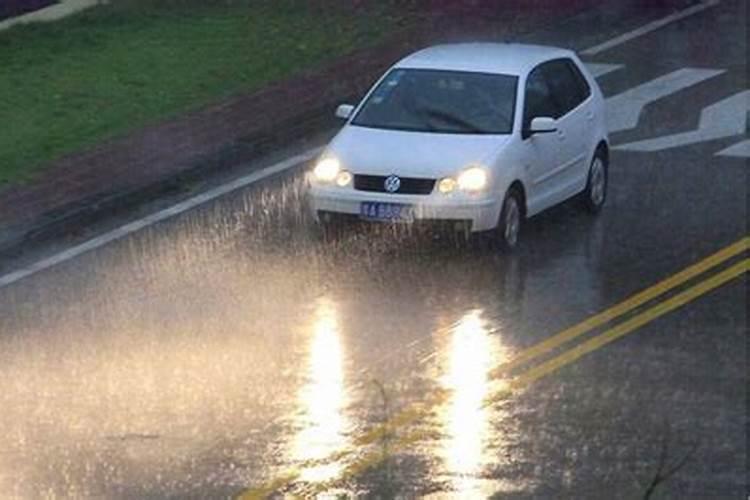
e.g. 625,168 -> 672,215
416,107 -> 487,133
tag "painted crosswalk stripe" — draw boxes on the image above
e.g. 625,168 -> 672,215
585,63 -> 625,79
614,90 -> 749,152
717,139 -> 750,158
605,68 -> 725,134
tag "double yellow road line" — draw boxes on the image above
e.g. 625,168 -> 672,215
491,236 -> 749,397
241,236 -> 749,499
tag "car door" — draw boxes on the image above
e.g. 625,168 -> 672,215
540,59 -> 591,201
521,63 -> 566,215
564,57 -> 597,191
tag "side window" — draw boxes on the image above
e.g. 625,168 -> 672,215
566,59 -> 592,102
523,66 -> 560,129
542,59 -> 588,116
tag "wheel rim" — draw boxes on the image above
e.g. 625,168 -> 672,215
590,158 -> 606,206
504,197 -> 520,247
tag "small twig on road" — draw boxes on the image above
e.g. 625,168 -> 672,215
371,378 -> 394,488
372,379 -> 391,455
643,426 -> 699,499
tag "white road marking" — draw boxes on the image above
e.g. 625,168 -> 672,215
581,0 -> 721,56
605,68 -> 725,134
585,63 -> 625,79
716,139 -> 750,158
614,90 -> 749,152
0,0 -> 101,32
0,147 -> 322,289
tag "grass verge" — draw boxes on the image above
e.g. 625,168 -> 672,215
0,1 -> 393,184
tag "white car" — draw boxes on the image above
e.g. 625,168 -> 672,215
308,43 -> 609,249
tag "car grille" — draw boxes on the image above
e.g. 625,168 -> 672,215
353,175 -> 436,195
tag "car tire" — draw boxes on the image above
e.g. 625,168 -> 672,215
496,188 -> 523,252
581,150 -> 608,214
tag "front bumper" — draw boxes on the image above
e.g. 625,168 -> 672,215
308,185 -> 502,232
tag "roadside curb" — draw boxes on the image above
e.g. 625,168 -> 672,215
0,103 -> 341,261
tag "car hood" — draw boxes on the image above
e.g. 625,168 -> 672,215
327,125 -> 510,178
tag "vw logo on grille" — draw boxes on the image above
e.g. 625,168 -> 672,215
384,175 -> 401,193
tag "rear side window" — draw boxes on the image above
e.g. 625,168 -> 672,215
523,66 -> 560,128
566,59 -> 592,102
541,59 -> 590,116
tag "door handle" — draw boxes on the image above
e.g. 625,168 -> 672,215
586,111 -> 595,121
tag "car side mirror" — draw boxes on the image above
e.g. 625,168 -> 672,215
335,104 -> 355,120
526,116 -> 557,137
529,116 -> 557,134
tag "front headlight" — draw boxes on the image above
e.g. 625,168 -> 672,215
312,157 -> 341,182
438,177 -> 457,194
457,166 -> 488,192
335,170 -> 352,187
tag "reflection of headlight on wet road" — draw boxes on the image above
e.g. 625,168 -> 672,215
439,308 -> 511,497
289,297 -> 350,483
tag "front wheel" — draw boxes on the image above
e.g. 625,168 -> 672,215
581,152 -> 608,214
496,188 -> 523,251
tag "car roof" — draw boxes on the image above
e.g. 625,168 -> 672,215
393,43 -> 574,76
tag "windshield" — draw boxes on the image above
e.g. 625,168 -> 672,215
352,68 -> 518,134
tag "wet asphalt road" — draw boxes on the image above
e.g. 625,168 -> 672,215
0,2 -> 747,498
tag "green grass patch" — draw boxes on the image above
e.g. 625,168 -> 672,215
0,1 -> 393,184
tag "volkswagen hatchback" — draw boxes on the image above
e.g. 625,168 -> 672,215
308,43 -> 609,249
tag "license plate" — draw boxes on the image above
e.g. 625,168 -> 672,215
360,202 -> 414,222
